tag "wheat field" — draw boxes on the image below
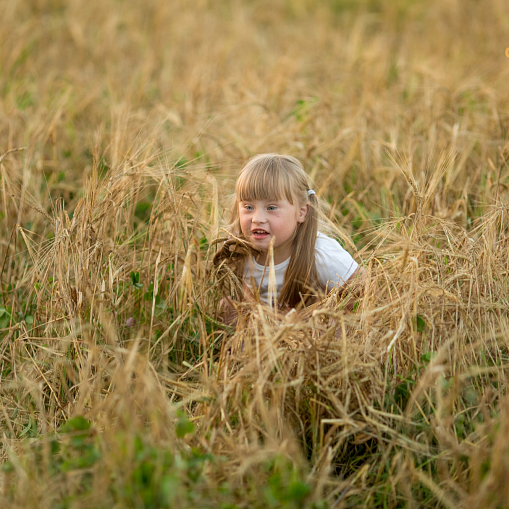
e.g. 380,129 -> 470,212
1,0 -> 509,507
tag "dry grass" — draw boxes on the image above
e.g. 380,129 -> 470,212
1,0 -> 509,507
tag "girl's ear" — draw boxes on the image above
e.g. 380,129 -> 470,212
297,203 -> 310,223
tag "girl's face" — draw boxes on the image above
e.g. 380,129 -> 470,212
238,198 -> 309,264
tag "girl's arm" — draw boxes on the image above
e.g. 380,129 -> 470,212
347,265 -> 365,288
314,234 -> 364,308
341,265 -> 365,310
218,296 -> 238,325
218,282 -> 256,326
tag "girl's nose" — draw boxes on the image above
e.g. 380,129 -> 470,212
252,209 -> 267,223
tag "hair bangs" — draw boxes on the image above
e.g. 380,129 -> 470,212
236,158 -> 295,203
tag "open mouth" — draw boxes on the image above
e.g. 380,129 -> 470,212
251,229 -> 270,239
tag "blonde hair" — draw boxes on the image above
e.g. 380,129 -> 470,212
229,153 -> 323,308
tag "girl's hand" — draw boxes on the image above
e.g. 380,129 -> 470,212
217,282 -> 257,327
218,297 -> 239,326
342,266 -> 366,311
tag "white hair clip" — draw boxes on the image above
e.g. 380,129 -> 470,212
307,189 -> 316,197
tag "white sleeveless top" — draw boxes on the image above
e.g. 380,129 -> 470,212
244,232 -> 358,304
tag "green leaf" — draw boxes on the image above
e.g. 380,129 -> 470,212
421,352 -> 432,364
155,295 -> 166,309
199,236 -> 209,250
130,271 -> 143,289
60,415 -> 91,433
2,461 -> 14,473
464,387 -> 478,405
415,314 -> 425,333
285,480 -> 311,502
61,447 -> 100,471
20,416 -> 37,438
176,413 -> 194,438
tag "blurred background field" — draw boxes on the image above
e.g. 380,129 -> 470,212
1,0 -> 509,507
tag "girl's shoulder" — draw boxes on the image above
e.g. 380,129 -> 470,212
315,232 -> 358,284
315,232 -> 344,252
315,232 -> 355,264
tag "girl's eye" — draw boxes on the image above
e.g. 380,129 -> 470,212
267,206 -> 277,211
244,205 -> 253,211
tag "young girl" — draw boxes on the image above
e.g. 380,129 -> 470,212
214,153 -> 362,311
